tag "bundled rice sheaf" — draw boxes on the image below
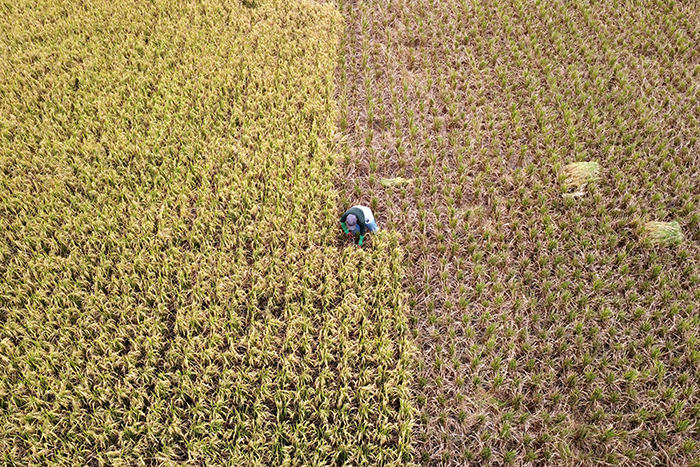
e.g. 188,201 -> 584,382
564,161 -> 601,195
644,221 -> 684,246
380,177 -> 413,188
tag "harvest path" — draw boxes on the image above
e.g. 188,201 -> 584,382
337,0 -> 700,465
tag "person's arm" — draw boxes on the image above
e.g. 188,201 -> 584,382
358,223 -> 367,245
340,212 -> 349,234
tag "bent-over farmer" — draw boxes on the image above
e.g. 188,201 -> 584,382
340,205 -> 378,248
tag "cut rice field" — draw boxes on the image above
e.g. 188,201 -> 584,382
0,0 -> 414,465
337,0 -> 700,465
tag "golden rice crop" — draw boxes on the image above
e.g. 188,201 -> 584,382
0,0 -> 414,465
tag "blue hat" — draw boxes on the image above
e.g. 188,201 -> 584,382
346,214 -> 357,229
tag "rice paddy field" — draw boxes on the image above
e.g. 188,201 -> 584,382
337,0 -> 700,465
1,0 -> 699,466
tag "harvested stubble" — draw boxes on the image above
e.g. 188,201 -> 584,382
338,0 -> 700,465
0,0 -> 414,465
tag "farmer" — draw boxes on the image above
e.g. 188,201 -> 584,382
340,205 -> 378,248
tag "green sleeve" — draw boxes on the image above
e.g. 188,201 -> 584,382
358,235 -> 364,246
340,222 -> 349,234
